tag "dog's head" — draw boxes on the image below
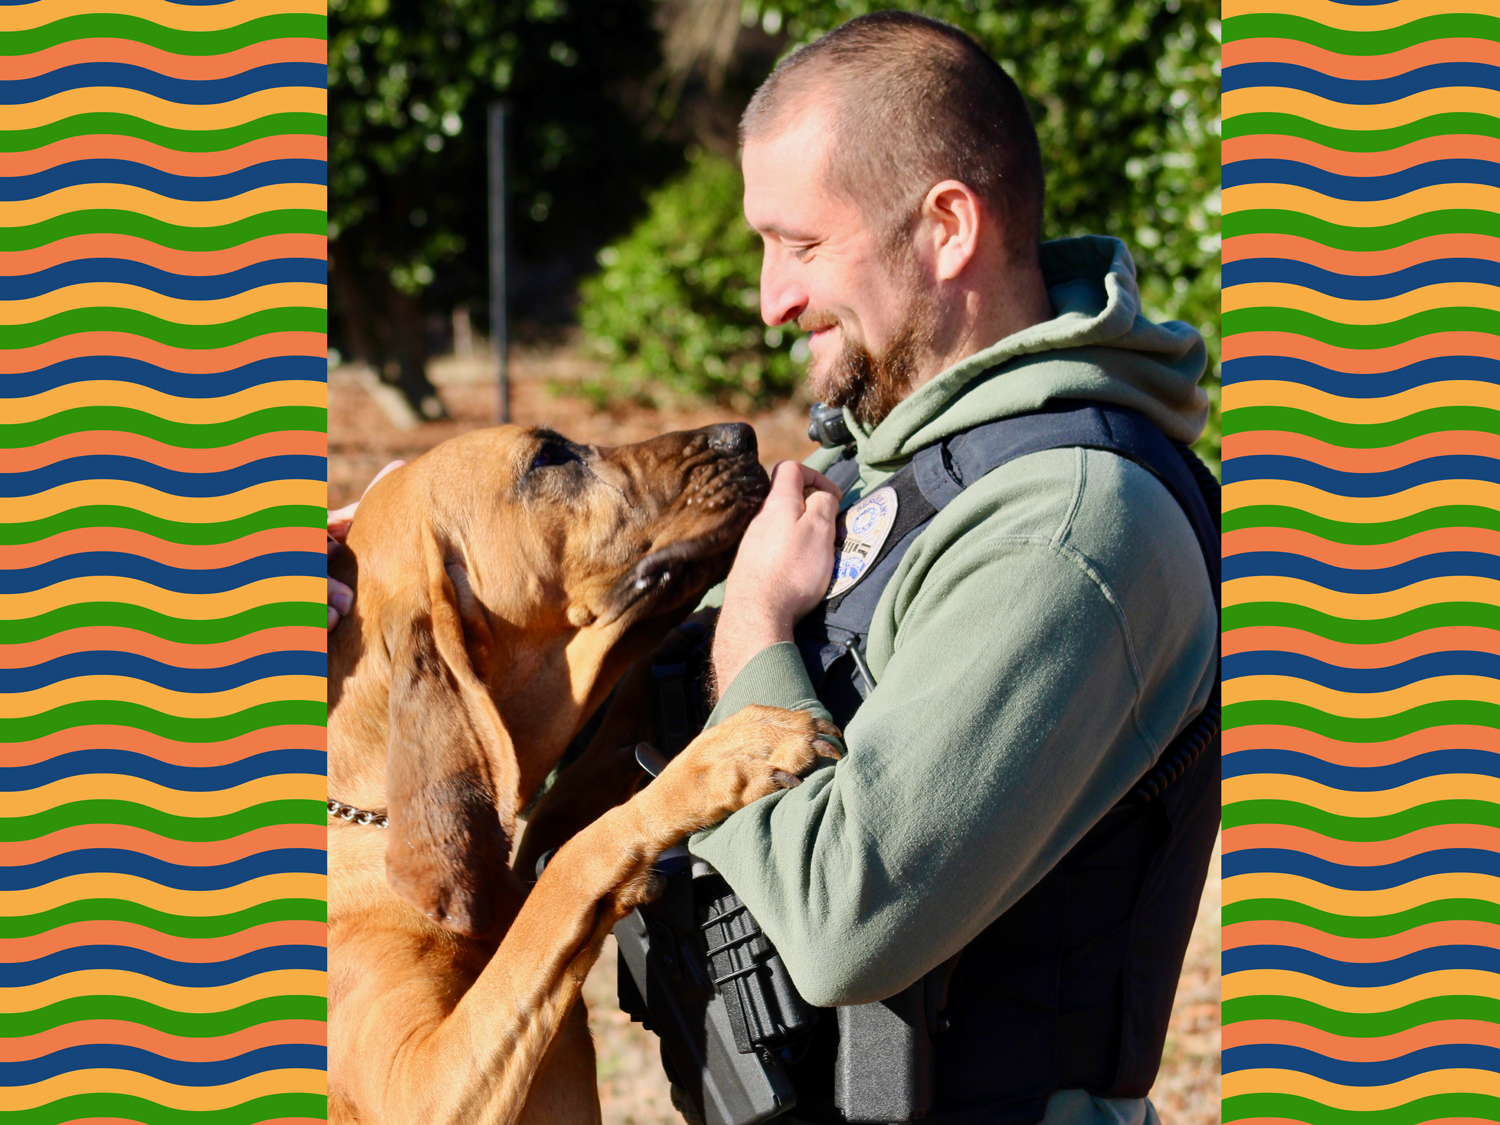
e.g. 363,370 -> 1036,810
334,422 -> 768,936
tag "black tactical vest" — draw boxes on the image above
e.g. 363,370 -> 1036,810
783,401 -> 1221,1124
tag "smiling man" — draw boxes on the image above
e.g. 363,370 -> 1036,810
680,11 -> 1220,1125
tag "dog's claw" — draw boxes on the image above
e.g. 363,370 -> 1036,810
813,739 -> 841,760
772,770 -> 801,789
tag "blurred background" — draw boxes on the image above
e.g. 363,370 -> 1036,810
328,1 -> 1221,1119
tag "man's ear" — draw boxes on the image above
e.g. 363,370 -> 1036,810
383,536 -> 518,938
923,179 -> 983,282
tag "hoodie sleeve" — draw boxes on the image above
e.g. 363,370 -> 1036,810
688,448 -> 1217,1007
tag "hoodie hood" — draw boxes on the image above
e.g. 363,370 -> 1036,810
844,236 -> 1209,470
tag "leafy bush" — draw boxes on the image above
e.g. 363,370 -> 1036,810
578,0 -> 1220,464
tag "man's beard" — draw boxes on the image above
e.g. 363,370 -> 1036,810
798,268 -> 937,430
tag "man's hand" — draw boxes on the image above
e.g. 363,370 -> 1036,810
327,460 -> 405,630
713,461 -> 841,691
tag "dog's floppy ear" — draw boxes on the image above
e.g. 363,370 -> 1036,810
383,536 -> 517,938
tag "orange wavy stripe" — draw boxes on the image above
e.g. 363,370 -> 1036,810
1224,726 -> 1500,764
0,726 -> 327,768
2,133 -> 326,179
1223,232 -> 1500,272
0,333 -> 325,373
4,38 -> 325,82
1222,920 -> 1500,966
0,234 -> 326,276
1222,37 -> 1500,78
1,825 -> 326,870
1222,332 -> 1500,369
0,431 -> 325,475
1222,526 -> 1500,568
69,1120 -> 322,1125
0,919 -> 326,965
1223,1020 -> 1500,1058
1224,133 -> 1500,176
0,1021 -> 327,1064
1222,623 -> 1500,663
1222,824 -> 1500,867
1223,429 -> 1500,471
0,624 -> 324,669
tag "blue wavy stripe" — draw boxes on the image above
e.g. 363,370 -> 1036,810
1222,456 -> 1500,495
0,159 -> 326,203
1225,646 -> 1500,691
1220,63 -> 1500,105
1223,158 -> 1500,200
1222,355 -> 1500,394
1222,553 -> 1500,594
0,259 -> 327,301
1222,748 -> 1500,788
0,652 -> 325,694
0,850 -> 325,892
1223,1043 -> 1500,1084
0,355 -> 326,397
0,552 -> 321,596
0,456 -> 326,498
0,748 -> 324,791
1222,946 -> 1500,989
0,947 -> 326,990
0,1044 -> 328,1087
1222,849 -> 1500,890
1224,259 -> 1500,299
0,64 -> 326,106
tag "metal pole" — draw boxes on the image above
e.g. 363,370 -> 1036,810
488,102 -> 510,423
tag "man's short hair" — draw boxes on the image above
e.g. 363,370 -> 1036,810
741,10 -> 1044,261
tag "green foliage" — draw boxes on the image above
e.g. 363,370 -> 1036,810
579,0 -> 1221,465
577,150 -> 799,408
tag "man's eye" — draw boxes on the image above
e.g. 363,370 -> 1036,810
532,444 -> 580,469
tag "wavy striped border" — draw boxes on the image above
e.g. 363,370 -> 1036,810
1222,1 -> 1499,1122
0,0 -> 327,1120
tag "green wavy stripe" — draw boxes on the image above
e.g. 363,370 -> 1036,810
1225,701 -> 1500,739
0,899 -> 325,941
0,407 -> 326,451
1223,897 -> 1500,938
1223,307 -> 1500,347
1,309 -> 326,350
1223,602 -> 1500,641
1225,503 -> 1500,542
0,114 -> 326,154
1223,800 -> 1500,839
1225,995 -> 1500,1036
0,1094 -> 326,1125
1224,113 -> 1500,150
6,700 -> 326,742
1223,12 -> 1500,52
0,14 -> 326,56
0,506 -> 325,547
1223,407 -> 1500,446
0,801 -> 323,843
1224,209 -> 1500,249
2,602 -> 323,643
0,209 -> 324,251
2,995 -> 325,1038
1225,1094 -> 1500,1124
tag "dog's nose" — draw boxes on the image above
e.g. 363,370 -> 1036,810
706,423 -> 757,456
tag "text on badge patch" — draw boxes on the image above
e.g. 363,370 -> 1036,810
826,485 -> 899,599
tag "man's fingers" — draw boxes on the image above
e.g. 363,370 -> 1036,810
800,465 -> 842,501
328,577 -> 352,631
803,487 -> 841,526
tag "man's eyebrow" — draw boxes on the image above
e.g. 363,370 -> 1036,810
751,221 -> 820,242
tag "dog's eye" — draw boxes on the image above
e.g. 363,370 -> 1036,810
531,443 -> 580,469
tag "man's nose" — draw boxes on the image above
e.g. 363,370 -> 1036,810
705,423 -> 757,456
760,255 -> 806,327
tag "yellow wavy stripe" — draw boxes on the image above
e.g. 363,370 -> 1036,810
0,0 -> 324,31
1223,0 -> 1500,28
1224,1069 -> 1500,1107
0,575 -> 320,619
2,284 -> 327,325
5,182 -> 325,227
1225,966 -> 1500,1009
0,676 -> 323,719
1227,674 -> 1500,716
6,480 -> 324,525
1223,282 -> 1500,321
1223,479 -> 1500,520
0,872 -> 325,916
1223,87 -> 1500,130
4,773 -> 322,816
1222,873 -> 1500,915
5,380 -> 325,423
1222,181 -> 1500,226
2,1070 -> 326,1109
0,971 -> 323,1016
1224,772 -> 1500,813
1224,380 -> 1500,418
1224,575 -> 1500,617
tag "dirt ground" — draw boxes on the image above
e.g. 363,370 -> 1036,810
328,346 -> 1221,1124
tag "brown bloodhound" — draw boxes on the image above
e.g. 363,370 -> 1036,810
327,422 -> 839,1124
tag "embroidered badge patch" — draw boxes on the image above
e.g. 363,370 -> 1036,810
826,485 -> 898,599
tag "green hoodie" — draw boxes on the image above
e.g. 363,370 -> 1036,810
688,236 -> 1218,1125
